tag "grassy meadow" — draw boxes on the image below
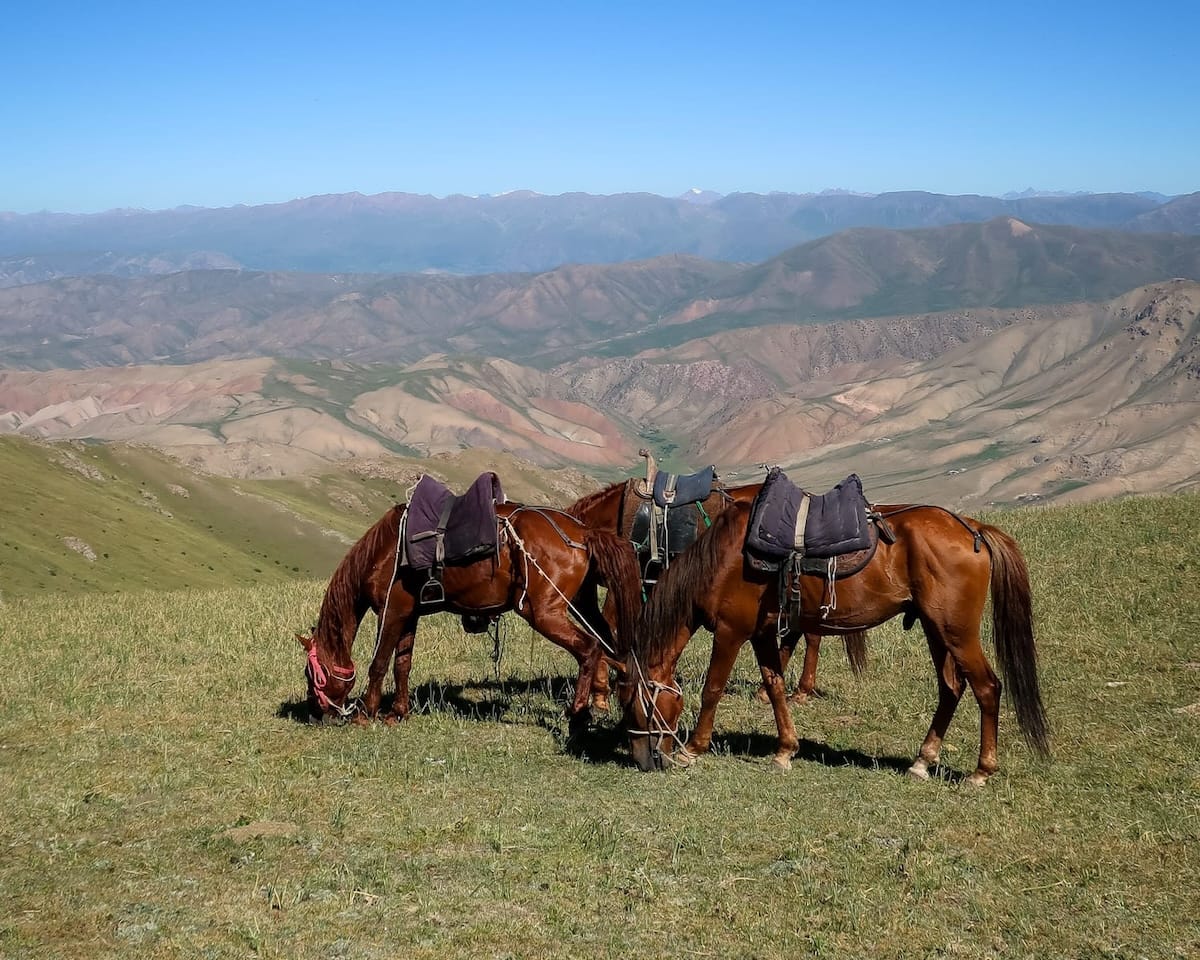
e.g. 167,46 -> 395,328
1,494 -> 1198,958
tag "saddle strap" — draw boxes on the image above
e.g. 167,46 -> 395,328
792,493 -> 812,554
508,506 -> 585,550
662,473 -> 679,505
435,497 -> 455,566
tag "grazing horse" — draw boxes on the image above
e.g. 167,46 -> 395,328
567,466 -> 868,702
620,500 -> 1049,785
298,501 -> 641,734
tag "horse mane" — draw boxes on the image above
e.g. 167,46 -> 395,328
315,504 -> 404,649
565,479 -> 626,521
636,502 -> 745,666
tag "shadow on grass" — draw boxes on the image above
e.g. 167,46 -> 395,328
274,675 -> 637,765
277,678 -> 950,779
711,730 -> 964,782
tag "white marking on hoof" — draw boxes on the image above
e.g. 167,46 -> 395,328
906,760 -> 931,781
964,771 -> 990,788
772,755 -> 793,771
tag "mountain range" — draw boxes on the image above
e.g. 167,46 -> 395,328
2,196 -> 1200,512
3,188 -> 1198,283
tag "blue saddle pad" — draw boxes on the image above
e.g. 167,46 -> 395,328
745,468 -> 871,563
404,472 -> 504,570
652,465 -> 716,508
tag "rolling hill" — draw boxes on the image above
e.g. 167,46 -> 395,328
0,435 -> 601,598
4,281 -> 1199,507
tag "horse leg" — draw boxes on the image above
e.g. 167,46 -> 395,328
950,634 -> 1002,787
754,631 -> 820,705
383,614 -> 420,724
749,630 -> 801,769
522,602 -> 602,737
788,632 -> 822,704
907,629 -> 966,781
679,630 -> 745,764
912,620 -> 1001,786
575,580 -> 616,712
360,591 -> 414,721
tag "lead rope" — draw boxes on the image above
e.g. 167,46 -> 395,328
372,509 -> 406,665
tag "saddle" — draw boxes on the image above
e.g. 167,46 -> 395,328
652,465 -> 716,508
402,473 -> 506,600
744,468 -> 875,575
625,465 -> 721,569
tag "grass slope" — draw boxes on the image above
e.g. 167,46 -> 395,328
1,494 -> 1198,958
0,437 -> 600,598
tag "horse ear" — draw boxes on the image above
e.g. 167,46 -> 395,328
295,633 -> 313,651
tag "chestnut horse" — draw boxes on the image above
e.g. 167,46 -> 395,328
620,500 -> 1049,785
298,501 -> 641,734
567,474 -> 868,702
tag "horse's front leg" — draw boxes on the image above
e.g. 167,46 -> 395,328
679,629 -> 743,763
384,615 -> 419,724
748,630 -> 800,769
360,591 -> 414,721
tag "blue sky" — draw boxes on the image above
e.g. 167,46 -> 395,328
3,1 -> 1198,213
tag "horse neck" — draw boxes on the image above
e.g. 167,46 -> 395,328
570,482 -> 624,532
636,506 -> 741,674
314,506 -> 402,661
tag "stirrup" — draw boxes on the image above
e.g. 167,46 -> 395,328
419,576 -> 445,605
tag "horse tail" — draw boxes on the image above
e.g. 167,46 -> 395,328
978,523 -> 1050,757
582,529 -> 641,655
843,630 -> 869,676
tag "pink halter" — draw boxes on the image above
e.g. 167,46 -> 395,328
307,643 -> 356,714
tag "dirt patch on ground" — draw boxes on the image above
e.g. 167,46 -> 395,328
220,820 -> 301,843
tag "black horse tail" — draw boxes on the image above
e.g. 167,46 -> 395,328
843,630 -> 869,676
979,524 -> 1050,757
583,529 -> 642,656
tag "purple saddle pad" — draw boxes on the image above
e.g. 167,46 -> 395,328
745,468 -> 870,563
404,472 -> 505,570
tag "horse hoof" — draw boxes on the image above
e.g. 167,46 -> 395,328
787,691 -> 811,705
753,687 -> 771,704
964,772 -> 990,789
382,712 -> 405,727
772,755 -> 793,772
351,712 -> 371,728
906,761 -> 931,782
672,748 -> 698,768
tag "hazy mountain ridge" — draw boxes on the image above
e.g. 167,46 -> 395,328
1,189 -> 1193,279
3,220 -> 1199,371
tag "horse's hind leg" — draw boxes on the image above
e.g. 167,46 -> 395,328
908,628 -> 965,781
913,619 -> 1001,786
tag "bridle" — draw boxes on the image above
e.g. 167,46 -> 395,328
625,654 -> 691,766
306,642 -> 359,718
